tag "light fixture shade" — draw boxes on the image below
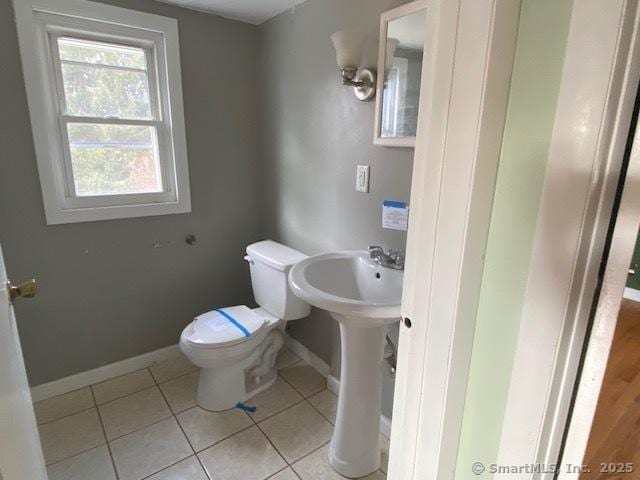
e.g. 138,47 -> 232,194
330,30 -> 366,68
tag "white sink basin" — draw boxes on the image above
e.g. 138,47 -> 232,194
288,251 -> 403,325
288,250 -> 403,478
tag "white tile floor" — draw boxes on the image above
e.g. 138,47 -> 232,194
35,348 -> 389,480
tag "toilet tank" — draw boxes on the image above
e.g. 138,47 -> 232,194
245,240 -> 311,320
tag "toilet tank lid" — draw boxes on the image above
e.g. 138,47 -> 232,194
246,240 -> 307,272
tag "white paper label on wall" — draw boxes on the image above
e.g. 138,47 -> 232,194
382,200 -> 409,231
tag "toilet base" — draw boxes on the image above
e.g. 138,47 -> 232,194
197,366 -> 278,411
192,328 -> 285,412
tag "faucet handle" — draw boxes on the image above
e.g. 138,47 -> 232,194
368,245 -> 384,255
389,249 -> 405,268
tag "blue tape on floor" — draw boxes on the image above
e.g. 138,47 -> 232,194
235,402 -> 257,413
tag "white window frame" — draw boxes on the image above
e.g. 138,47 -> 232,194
13,0 -> 191,224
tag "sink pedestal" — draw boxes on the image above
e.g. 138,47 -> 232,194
287,250 -> 403,478
329,314 -> 387,478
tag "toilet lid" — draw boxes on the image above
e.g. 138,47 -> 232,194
184,305 -> 267,348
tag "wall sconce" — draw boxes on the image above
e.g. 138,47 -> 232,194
330,31 -> 377,101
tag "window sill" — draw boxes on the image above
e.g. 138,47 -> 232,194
44,199 -> 192,225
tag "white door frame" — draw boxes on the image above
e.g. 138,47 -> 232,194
494,0 -> 640,478
388,0 -> 521,478
559,89 -> 640,480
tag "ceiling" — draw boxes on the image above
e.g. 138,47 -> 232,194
153,0 -> 307,24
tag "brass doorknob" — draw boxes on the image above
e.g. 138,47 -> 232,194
8,279 -> 37,303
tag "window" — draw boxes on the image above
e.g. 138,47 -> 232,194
14,0 -> 191,224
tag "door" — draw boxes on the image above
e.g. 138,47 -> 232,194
0,243 -> 47,479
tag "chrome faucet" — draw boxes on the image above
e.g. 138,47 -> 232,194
368,246 -> 405,270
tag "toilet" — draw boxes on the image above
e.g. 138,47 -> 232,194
179,240 -> 311,411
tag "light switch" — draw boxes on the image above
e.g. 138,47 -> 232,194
356,165 -> 370,193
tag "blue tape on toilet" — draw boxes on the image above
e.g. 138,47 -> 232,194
235,402 -> 257,413
215,308 -> 250,337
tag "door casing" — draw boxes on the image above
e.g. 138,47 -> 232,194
388,0 -> 521,478
493,0 -> 640,478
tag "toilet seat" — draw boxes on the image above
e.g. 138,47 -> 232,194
183,305 -> 267,349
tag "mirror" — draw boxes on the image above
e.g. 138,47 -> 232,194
374,1 -> 427,147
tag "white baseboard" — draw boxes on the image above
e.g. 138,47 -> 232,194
327,373 -> 392,439
327,373 -> 340,395
379,413 -> 392,440
624,287 -> 640,302
284,335 -> 332,377
33,337 -> 328,403
31,344 -> 181,402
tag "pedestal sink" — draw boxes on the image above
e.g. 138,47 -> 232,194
288,251 -> 403,478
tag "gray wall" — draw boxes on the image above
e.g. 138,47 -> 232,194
258,0 -> 414,417
1,0 -> 261,385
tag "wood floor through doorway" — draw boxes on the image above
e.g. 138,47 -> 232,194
580,299 -> 640,479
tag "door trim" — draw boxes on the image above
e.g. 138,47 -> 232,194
388,0 -> 521,478
494,0 -> 640,477
558,39 -> 640,480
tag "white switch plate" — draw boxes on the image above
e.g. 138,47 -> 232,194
356,165 -> 370,193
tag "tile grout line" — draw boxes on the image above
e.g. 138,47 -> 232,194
91,367 -> 153,393
289,439 -> 333,475
148,366 -> 212,480
92,371 -> 156,406
36,404 -> 97,427
36,367 -> 181,427
39,352 -> 356,480
90,386 -> 120,480
278,357 -> 303,371
148,365 -> 263,477
44,442 -> 111,470
301,396 -> 388,478
35,352 -> 298,429
247,361 -> 332,477
191,422 -> 256,455
276,369 -> 322,400
82,371 -> 185,443
266,465 -> 302,480
305,392 -> 336,426
98,383 -> 160,409
137,456 -> 196,480
278,357 -> 389,478
249,404 -> 292,470
109,362 -> 378,478
96,411 -> 175,444
244,363 -> 324,426
103,411 -> 175,442
278,362 -> 329,400
38,385 -> 178,442
34,354 -> 302,428
250,395 -> 307,424
251,397 -> 334,474
274,360 -> 390,479
150,367 -> 200,386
